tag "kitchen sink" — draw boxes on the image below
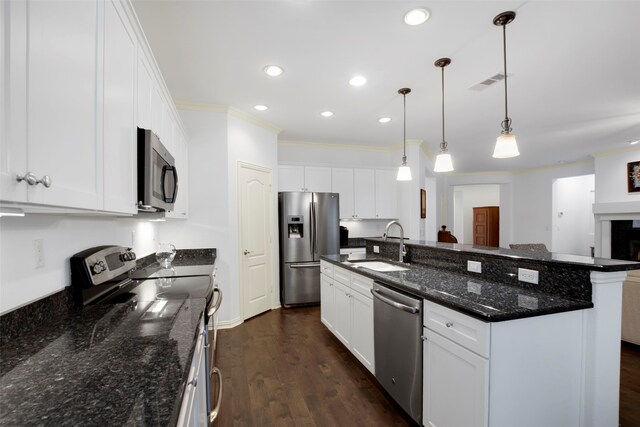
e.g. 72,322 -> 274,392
344,260 -> 409,272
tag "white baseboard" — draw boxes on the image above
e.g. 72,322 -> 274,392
217,317 -> 243,329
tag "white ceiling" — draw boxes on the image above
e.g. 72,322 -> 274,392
132,1 -> 640,173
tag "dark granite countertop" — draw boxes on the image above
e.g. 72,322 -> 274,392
0,248 -> 217,426
366,238 -> 640,272
321,254 -> 593,322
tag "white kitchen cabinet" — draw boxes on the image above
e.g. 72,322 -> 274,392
177,322 -> 208,427
422,300 -> 584,427
102,0 -> 137,214
375,169 -> 397,219
137,52 -> 153,130
320,261 -> 375,374
331,167 -> 375,219
278,165 -> 331,192
1,0 -> 102,209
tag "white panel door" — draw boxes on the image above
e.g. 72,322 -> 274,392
278,165 -> 305,192
332,281 -> 351,348
331,168 -> 354,219
320,274 -> 335,331
375,169 -> 397,219
304,166 -> 332,192
239,163 -> 273,320
423,329 -> 489,427
353,169 -> 375,218
103,0 -> 136,214
350,290 -> 375,373
27,0 -> 101,209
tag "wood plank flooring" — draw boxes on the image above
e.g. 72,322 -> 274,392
213,306 -> 640,427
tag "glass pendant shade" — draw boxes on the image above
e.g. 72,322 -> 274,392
493,133 -> 519,158
433,153 -> 454,172
397,165 -> 412,181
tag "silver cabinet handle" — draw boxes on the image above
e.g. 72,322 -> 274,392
208,367 -> 223,425
446,322 -> 454,328
188,378 -> 197,387
16,172 -> 51,187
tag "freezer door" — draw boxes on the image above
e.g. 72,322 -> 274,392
279,192 -> 313,263
282,262 -> 321,306
313,193 -> 340,260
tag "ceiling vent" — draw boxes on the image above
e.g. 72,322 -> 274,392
469,73 -> 510,91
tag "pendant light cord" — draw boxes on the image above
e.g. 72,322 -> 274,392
441,65 -> 446,150
403,93 -> 407,159
502,24 -> 511,132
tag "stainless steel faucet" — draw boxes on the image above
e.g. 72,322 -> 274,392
383,220 -> 406,262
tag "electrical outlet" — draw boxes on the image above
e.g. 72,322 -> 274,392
467,260 -> 482,273
373,245 -> 380,254
34,239 -> 45,268
518,268 -> 539,284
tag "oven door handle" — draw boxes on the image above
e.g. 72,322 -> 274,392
208,367 -> 223,425
207,287 -> 223,318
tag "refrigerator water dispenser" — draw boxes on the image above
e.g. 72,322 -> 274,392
287,215 -> 304,238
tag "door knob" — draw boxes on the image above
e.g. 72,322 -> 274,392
16,172 -> 37,186
243,250 -> 251,255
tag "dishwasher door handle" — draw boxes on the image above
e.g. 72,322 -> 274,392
371,289 -> 419,314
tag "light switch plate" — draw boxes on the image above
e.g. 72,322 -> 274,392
467,260 -> 482,273
518,268 -> 539,284
373,245 -> 380,253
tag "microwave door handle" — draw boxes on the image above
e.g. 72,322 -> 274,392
161,165 -> 178,203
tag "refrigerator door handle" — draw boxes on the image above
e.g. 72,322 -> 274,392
290,262 -> 321,268
312,200 -> 318,256
309,201 -> 315,256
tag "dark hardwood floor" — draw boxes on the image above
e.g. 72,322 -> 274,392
214,307 -> 640,427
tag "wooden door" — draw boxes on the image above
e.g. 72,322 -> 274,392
239,163 -> 274,320
473,206 -> 499,247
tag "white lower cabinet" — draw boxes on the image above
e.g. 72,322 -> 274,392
320,261 -> 374,374
177,321 -> 208,426
423,300 -> 584,427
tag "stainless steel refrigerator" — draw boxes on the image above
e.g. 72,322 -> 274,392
278,192 -> 339,307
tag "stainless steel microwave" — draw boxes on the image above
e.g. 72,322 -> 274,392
137,128 -> 178,212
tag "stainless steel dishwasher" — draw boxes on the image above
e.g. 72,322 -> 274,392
371,281 -> 423,425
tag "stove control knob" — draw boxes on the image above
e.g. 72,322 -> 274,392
92,263 -> 104,274
129,251 -> 136,260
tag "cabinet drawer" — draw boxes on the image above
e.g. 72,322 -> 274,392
320,260 -> 334,278
333,266 -> 351,286
350,272 -> 373,298
424,300 -> 490,358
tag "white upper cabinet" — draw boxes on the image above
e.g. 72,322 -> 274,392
278,165 -> 331,192
2,0 -> 102,209
331,168 -> 354,218
375,169 -> 397,219
102,0 -> 136,214
137,53 -> 153,130
353,168 -> 375,218
304,167 -> 332,192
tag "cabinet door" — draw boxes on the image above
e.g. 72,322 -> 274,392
332,281 -> 351,348
102,0 -> 136,214
27,0 -> 101,209
350,290 -> 375,374
331,168 -> 354,218
353,168 -> 375,218
137,52 -> 153,129
320,274 -> 335,331
305,166 -> 332,192
423,329 -> 488,427
278,165 -> 305,192
375,169 -> 397,219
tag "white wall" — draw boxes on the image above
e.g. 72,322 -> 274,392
594,148 -> 640,204
340,219 -> 389,238
159,108 -> 279,326
452,184 -> 500,244
0,215 -> 158,314
278,141 -> 395,168
552,175 -> 595,256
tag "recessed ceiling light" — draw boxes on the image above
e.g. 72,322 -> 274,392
263,65 -> 284,77
378,117 -> 391,123
320,111 -> 334,117
349,75 -> 367,87
629,139 -> 640,145
253,104 -> 268,111
404,8 -> 430,26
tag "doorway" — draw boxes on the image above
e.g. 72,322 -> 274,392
452,184 -> 500,244
238,162 -> 274,320
551,174 -> 595,256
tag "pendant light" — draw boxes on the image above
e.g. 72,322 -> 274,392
492,11 -> 520,158
433,58 -> 454,172
397,88 -> 412,181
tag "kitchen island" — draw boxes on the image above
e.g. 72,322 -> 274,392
321,238 -> 639,427
0,250 -> 216,426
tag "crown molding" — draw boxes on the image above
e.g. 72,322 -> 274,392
175,101 -> 282,135
591,145 -> 640,158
